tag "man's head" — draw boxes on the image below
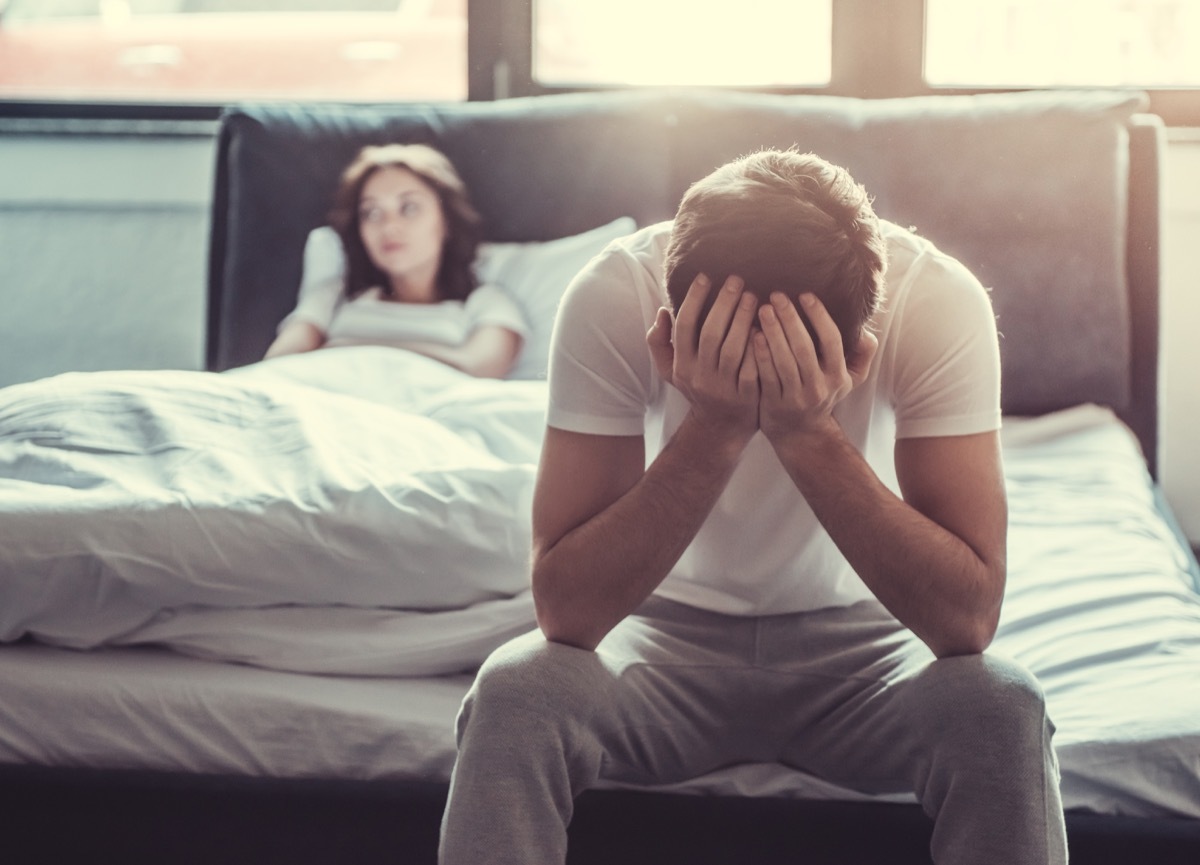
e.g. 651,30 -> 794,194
664,149 -> 887,353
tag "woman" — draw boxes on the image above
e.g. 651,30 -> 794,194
265,144 -> 527,378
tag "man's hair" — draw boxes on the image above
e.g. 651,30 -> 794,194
328,143 -> 482,301
664,149 -> 887,352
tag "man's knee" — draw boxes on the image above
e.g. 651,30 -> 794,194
456,631 -> 610,745
907,653 -> 1050,749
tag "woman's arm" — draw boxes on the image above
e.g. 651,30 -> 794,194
264,320 -> 325,359
371,325 -> 524,378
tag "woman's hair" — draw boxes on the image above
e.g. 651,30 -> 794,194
328,143 -> 482,301
664,149 -> 888,353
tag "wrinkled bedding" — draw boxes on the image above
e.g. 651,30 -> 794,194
0,401 -> 1197,820
0,347 -> 545,676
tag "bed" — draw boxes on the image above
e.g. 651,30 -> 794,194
2,88 -> 1199,864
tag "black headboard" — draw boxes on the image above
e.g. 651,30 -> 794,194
206,88 -> 1163,473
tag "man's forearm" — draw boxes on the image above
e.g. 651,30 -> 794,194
773,424 -> 1005,658
533,418 -> 746,651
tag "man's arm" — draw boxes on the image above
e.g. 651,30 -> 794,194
774,426 -> 1006,658
532,421 -> 745,650
756,292 -> 1005,658
531,275 -> 760,651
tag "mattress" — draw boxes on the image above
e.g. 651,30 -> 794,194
1,405 -> 1198,820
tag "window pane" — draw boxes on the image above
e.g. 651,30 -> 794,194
0,0 -> 466,103
534,0 -> 831,87
926,0 -> 1200,87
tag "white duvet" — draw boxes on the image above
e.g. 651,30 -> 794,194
0,347 -> 547,675
2,373 -> 1199,818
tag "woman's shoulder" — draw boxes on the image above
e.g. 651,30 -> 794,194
464,282 -> 515,306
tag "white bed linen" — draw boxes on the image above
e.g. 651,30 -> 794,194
0,642 -> 469,781
1,404 -> 1198,819
994,405 -> 1200,818
0,348 -> 545,675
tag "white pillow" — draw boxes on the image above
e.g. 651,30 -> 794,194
474,217 -> 637,380
295,217 -> 637,381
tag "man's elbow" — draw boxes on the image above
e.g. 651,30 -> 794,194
532,570 -> 603,652
533,601 -> 603,653
931,585 -> 1004,659
931,618 -> 997,659
535,613 -> 601,652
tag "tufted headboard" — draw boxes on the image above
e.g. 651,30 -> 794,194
207,88 -> 1164,473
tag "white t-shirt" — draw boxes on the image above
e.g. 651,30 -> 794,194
546,220 -> 1002,616
279,278 -> 529,350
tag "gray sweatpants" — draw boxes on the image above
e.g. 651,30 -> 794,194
440,596 -> 1067,865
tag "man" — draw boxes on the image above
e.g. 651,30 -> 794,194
440,149 -> 1067,865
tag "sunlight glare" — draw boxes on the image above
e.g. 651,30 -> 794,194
536,0 -> 831,87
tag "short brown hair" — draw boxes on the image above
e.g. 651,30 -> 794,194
664,149 -> 887,352
329,143 -> 482,301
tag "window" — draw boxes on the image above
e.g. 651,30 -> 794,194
2,0 -> 1196,125
532,0 -> 831,88
926,0 -> 1200,87
0,0 -> 467,104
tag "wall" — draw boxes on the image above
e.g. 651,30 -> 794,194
0,121 -> 213,386
1162,131 -> 1200,543
1,121 -> 1199,540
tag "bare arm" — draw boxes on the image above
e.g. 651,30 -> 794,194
264,320 -> 325,359
532,421 -> 746,650
335,325 -> 523,378
532,274 -> 760,650
755,292 -> 1006,658
772,426 -> 1006,657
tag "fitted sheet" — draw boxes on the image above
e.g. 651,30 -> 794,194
1,405 -> 1198,819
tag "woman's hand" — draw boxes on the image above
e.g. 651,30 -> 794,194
753,291 -> 878,446
646,273 -> 760,448
264,320 -> 326,359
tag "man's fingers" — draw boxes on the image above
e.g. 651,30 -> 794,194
674,273 -> 714,360
769,293 -> 820,374
757,304 -> 803,392
646,307 -> 676,384
752,329 -> 780,399
719,290 -> 759,373
673,273 -> 709,360
797,293 -> 845,368
847,328 -> 880,386
738,333 -> 761,396
696,275 -> 745,366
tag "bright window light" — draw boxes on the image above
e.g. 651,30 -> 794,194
534,0 -> 832,87
0,0 -> 467,103
926,0 -> 1200,87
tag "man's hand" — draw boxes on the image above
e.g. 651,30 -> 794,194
646,273 -> 760,446
753,291 -> 878,446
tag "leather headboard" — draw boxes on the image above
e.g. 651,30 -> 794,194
656,89 -> 1150,422
207,92 -> 677,374
207,88 -> 1162,470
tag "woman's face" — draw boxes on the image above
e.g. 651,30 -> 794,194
357,165 -> 447,298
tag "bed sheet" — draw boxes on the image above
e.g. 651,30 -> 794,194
993,405 -> 1200,818
1,404 -> 1198,819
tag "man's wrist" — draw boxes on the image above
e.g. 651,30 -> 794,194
675,409 -> 756,463
766,416 -> 848,474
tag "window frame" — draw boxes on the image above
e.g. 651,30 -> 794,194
473,0 -> 1199,125
1,0 -> 1196,125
